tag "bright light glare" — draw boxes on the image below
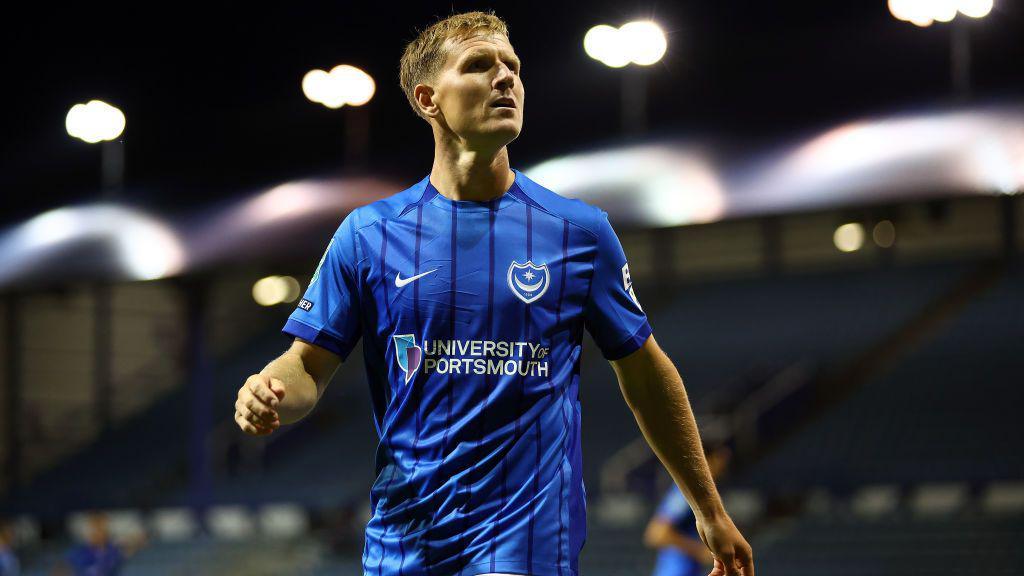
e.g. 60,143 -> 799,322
253,275 -> 301,306
834,223 -> 865,253
526,144 -> 726,227
0,205 -> 184,283
888,0 -> 914,21
889,0 -> 993,25
330,65 -> 376,106
302,65 -> 376,108
301,69 -> 331,105
585,21 -> 666,67
619,21 -> 667,66
959,0 -> 993,18
584,25 -> 629,68
932,0 -> 960,22
65,100 -> 126,143
743,108 -> 1024,212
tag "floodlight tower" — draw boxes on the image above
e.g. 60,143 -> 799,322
887,0 -> 995,100
584,21 -> 667,135
302,64 -> 376,169
66,99 -> 126,196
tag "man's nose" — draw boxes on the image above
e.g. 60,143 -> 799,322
494,64 -> 515,90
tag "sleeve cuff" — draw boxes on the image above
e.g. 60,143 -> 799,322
282,318 -> 353,360
602,320 -> 653,360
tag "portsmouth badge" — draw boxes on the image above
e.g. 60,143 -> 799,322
507,260 -> 550,304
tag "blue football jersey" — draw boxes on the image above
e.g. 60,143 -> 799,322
283,168 -> 653,576
651,486 -> 702,576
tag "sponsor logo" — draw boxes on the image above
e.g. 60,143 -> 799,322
298,299 -> 314,312
392,335 -> 551,379
395,267 -> 439,288
621,262 -> 642,311
392,334 -> 423,384
507,260 -> 550,304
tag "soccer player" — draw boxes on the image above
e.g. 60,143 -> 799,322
645,445 -> 732,576
234,10 -> 754,576
59,512 -> 144,576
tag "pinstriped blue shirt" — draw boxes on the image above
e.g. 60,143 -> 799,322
284,168 -> 653,576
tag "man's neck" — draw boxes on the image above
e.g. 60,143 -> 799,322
430,142 -> 515,203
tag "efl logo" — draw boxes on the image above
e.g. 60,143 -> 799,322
298,299 -> 314,312
621,262 -> 642,311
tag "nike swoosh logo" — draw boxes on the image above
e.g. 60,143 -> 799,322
395,268 -> 439,287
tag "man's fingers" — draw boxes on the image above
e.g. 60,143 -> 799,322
737,545 -> 754,576
268,378 -> 287,400
719,549 -> 739,576
243,395 -> 278,420
237,398 -> 276,423
234,410 -> 260,435
235,410 -> 277,436
247,376 -> 280,407
707,557 -> 726,576
236,400 -> 277,426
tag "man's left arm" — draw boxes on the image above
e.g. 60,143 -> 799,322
611,335 -> 754,576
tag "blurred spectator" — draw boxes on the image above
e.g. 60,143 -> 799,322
55,512 -> 145,576
644,444 -> 732,576
0,519 -> 19,576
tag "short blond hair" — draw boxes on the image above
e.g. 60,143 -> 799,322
399,10 -> 510,121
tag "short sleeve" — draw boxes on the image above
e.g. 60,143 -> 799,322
282,211 -> 363,361
583,210 -> 653,360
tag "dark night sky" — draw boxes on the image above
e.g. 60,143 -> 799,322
3,1 -> 1023,226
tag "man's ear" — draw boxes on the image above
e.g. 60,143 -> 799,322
414,84 -> 439,118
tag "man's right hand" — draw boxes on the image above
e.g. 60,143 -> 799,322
696,513 -> 755,576
234,374 -> 286,436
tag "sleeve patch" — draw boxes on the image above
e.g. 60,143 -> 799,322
621,261 -> 642,311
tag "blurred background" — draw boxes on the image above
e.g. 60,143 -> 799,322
1,1 -> 1023,574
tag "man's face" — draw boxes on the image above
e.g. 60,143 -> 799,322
428,33 -> 524,147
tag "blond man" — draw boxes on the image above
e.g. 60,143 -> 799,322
235,10 -> 753,576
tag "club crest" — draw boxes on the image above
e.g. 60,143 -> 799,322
392,333 -> 422,385
507,260 -> 550,304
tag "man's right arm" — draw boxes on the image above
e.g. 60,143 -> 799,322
234,338 -> 342,436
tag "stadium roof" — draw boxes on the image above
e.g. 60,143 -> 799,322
1,104 -> 1021,289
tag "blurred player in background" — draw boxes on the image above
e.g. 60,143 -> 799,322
56,512 -> 145,576
235,9 -> 753,576
646,445 -> 733,576
0,519 -> 18,576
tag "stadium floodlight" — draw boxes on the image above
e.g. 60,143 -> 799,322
252,275 -> 301,307
958,0 -> 994,18
888,0 -> 993,26
584,20 -> 666,67
302,64 -> 376,109
620,21 -> 668,66
65,100 -> 125,143
931,0 -> 960,23
834,223 -> 865,253
584,25 -> 630,67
